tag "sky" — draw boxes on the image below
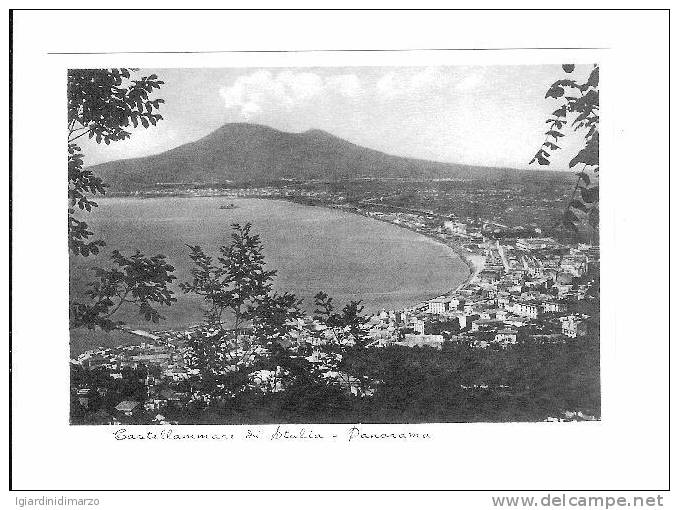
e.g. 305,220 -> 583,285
79,65 -> 590,170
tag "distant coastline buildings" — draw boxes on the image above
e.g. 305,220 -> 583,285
71,180 -> 599,425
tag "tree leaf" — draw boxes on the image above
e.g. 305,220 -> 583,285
564,209 -> 579,224
545,84 -> 564,99
570,200 -> 589,213
589,207 -> 600,229
587,66 -> 599,88
536,154 -> 550,165
569,135 -> 599,168
552,106 -> 567,118
581,186 -> 599,204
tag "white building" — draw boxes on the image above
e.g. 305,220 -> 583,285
447,297 -> 462,309
494,329 -> 518,344
428,297 -> 458,314
543,301 -> 568,313
511,301 -> 540,319
401,334 -> 445,349
516,238 -> 559,251
411,318 -> 425,335
428,299 -> 446,315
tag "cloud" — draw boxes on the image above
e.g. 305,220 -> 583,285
373,67 -> 494,101
218,70 -> 288,116
218,67 -> 489,118
376,72 -> 399,98
409,67 -> 450,92
219,70 -> 363,118
454,69 -> 487,92
375,67 -> 453,100
327,74 -> 362,98
277,70 -> 324,101
240,102 -> 262,117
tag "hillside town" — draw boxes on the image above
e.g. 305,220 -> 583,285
71,193 -> 599,425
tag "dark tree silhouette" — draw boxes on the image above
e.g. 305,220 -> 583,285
181,223 -> 303,399
180,223 -> 277,331
68,68 -> 165,256
70,250 -> 176,330
250,292 -> 304,345
68,69 -> 176,330
312,291 -> 368,347
341,299 -> 370,348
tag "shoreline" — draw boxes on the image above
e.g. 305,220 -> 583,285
74,195 -> 485,354
351,211 -> 483,294
212,195 -> 487,308
102,193 -> 486,300
108,193 -> 483,297
285,199 -> 485,298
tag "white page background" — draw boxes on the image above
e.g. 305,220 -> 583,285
6,8 -> 671,505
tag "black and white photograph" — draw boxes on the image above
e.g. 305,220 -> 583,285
8,7 -> 670,499
67,64 -> 601,425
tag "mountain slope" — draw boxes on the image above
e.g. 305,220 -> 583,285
89,123 -> 543,190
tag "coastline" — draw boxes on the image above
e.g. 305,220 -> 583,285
234,195 -> 486,304
101,193 -> 484,293
303,201 -> 485,297
74,195 -> 485,355
113,193 -> 485,299
450,249 -> 485,292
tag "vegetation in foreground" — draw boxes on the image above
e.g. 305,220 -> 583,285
69,68 -> 600,425
72,335 -> 599,425
71,222 -> 600,425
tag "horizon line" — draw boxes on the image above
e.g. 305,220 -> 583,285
84,121 -> 570,174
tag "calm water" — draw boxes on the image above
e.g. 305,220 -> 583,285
70,197 -> 468,354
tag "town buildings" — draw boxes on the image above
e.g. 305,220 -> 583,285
71,195 -> 598,424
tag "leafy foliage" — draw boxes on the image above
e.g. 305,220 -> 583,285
67,143 -> 106,207
181,224 -> 305,399
68,68 -> 164,256
311,291 -> 369,347
68,142 -> 106,257
67,68 -> 165,146
180,223 -> 277,330
68,69 -> 176,331
72,218 -> 600,424
308,291 -> 374,393
80,335 -> 599,424
179,226 -> 376,402
340,299 -> 370,348
70,250 -> 176,330
530,64 -> 599,233
251,292 -> 304,345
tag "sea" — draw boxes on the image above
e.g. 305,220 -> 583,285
69,196 -> 469,355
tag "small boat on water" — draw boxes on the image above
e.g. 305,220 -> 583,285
218,203 -> 237,210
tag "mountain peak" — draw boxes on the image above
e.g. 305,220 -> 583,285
302,128 -> 334,138
89,122 -> 526,190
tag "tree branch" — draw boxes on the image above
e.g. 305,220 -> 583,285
68,130 -> 91,143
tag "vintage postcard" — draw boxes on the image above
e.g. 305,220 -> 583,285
68,65 -> 601,426
8,8 -> 670,499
